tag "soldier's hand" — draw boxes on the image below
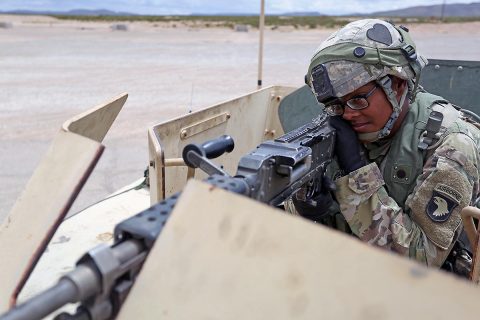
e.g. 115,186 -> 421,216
292,176 -> 335,221
329,116 -> 367,174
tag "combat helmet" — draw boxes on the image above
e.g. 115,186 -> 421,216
306,19 -> 428,141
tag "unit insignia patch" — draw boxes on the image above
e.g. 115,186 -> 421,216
426,184 -> 462,222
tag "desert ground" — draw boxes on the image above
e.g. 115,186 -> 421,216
1,14 -> 480,222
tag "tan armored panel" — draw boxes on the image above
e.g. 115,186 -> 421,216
0,93 -> 128,311
148,85 -> 295,203
17,183 -> 151,304
120,180 -> 480,319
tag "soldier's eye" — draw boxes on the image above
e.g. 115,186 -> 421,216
347,98 -> 369,110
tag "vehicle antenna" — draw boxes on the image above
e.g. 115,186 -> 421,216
188,83 -> 194,113
257,0 -> 265,89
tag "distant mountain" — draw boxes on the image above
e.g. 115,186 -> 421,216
2,9 -> 325,17
2,3 -> 480,17
281,12 -> 324,16
371,2 -> 480,17
66,9 -> 137,16
190,12 -> 325,16
189,12 -> 256,16
1,9 -> 137,16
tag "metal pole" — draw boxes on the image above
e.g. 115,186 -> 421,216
440,0 -> 446,21
257,0 -> 265,89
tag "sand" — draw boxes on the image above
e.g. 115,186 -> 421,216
1,14 -> 480,221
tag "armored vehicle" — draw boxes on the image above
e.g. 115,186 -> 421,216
1,59 -> 480,319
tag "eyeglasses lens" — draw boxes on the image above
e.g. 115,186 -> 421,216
346,98 -> 369,110
325,104 -> 344,116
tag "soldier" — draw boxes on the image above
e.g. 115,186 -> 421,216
294,19 -> 480,273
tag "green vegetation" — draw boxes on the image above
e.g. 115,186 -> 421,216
49,15 -> 352,29
49,14 -> 480,29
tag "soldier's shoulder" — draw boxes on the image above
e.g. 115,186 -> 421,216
432,132 -> 479,178
441,130 -> 478,155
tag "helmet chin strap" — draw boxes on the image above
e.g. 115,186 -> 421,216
357,76 -> 409,143
357,131 -> 381,143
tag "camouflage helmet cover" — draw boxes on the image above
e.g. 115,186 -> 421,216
307,19 -> 428,102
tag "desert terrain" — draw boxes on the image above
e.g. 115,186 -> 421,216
1,14 -> 480,222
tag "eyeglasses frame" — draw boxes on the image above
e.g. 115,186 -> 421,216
324,84 -> 379,116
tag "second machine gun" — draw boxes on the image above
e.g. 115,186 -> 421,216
1,113 -> 335,320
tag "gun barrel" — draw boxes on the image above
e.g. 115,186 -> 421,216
1,279 -> 77,320
1,239 -> 146,320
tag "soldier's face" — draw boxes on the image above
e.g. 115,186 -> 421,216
340,82 -> 392,133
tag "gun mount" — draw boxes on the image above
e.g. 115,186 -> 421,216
1,113 -> 335,320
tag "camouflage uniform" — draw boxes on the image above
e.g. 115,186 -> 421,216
303,19 -> 480,267
335,94 -> 480,267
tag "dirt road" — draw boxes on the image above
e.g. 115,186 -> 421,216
1,15 -> 479,221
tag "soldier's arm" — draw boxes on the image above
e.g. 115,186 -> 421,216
334,133 -> 479,267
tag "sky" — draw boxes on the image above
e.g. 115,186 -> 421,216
0,0 -> 476,15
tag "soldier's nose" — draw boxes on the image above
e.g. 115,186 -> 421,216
342,106 -> 361,121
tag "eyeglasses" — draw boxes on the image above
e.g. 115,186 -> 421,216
324,85 -> 378,116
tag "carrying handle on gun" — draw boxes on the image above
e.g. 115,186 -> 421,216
182,135 -> 234,168
460,206 -> 480,283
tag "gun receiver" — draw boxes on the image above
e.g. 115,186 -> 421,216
235,112 -> 335,205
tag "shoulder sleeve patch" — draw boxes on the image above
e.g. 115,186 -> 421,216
408,158 -> 468,250
435,183 -> 463,203
426,184 -> 461,223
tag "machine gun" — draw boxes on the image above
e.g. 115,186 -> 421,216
1,113 -> 335,320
